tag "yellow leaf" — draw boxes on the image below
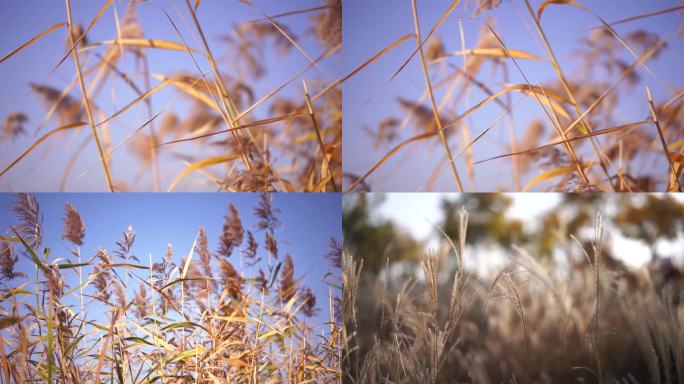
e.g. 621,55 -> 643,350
81,38 -> 195,53
152,74 -> 221,112
523,162 -> 598,192
537,0 -> 586,20
168,347 -> 207,364
1,22 -> 66,63
167,155 -> 240,192
439,48 -> 543,62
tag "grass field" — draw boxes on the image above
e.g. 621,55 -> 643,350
0,193 -> 341,383
343,196 -> 684,383
1,0 -> 341,192
343,0 -> 684,192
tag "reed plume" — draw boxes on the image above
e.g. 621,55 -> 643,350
11,193 -> 42,249
280,253 -> 297,302
62,203 -> 85,246
2,112 -> 28,141
218,204 -> 244,258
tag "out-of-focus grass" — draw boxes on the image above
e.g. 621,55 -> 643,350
343,203 -> 684,383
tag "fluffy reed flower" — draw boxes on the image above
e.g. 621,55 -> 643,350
0,241 -> 21,281
397,97 -> 438,133
95,247 -> 112,266
129,134 -> 157,167
92,264 -> 111,303
254,193 -> 282,232
310,0 -> 341,50
218,204 -> 244,258
133,283 -> 148,319
225,163 -> 276,192
66,22 -> 88,50
242,230 -> 260,266
2,112 -> 28,141
256,269 -> 268,292
325,237 -> 342,269
153,244 -> 176,316
300,287 -> 317,318
113,280 -> 126,308
62,203 -> 85,246
219,259 -> 243,300
29,83 -> 82,125
195,227 -> 212,274
114,226 -> 137,261
11,193 -> 42,249
425,36 -> 446,61
159,112 -> 178,137
473,0 -> 502,15
279,253 -> 296,302
46,264 -> 65,299
364,117 -> 400,149
265,232 -> 278,259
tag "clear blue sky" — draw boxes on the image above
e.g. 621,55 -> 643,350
0,0 -> 339,191
343,0 -> 684,191
0,192 -> 341,328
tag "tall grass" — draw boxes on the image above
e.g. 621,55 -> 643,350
0,193 -> 341,383
0,0 -> 341,192
343,207 -> 684,383
344,0 -> 684,192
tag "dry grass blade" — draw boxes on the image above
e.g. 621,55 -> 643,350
66,0 -> 114,192
52,0 -> 113,73
151,74 -> 221,112
537,0 -> 585,20
68,74 -> 210,188
235,44 -> 340,121
411,0 -> 464,191
378,0 -> 462,96
0,121 -> 87,178
0,22 -> 66,64
303,80 -> 338,192
561,36 -> 668,137
315,34 -> 414,101
243,4 -> 335,24
238,0 -> 322,72
182,0 -> 253,170
522,162 -> 599,191
646,87 -> 681,192
79,38 -> 197,53
346,131 -> 436,191
475,120 -> 650,165
443,84 -> 572,129
4,2 -> 341,190
523,1 -> 618,187
431,48 -> 543,64
159,112 -> 309,147
595,5 -> 684,28
95,78 -> 174,128
167,155 -> 240,192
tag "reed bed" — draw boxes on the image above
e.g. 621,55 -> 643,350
0,0 -> 341,192
0,193 -> 341,383
343,0 -> 684,192
343,206 -> 684,383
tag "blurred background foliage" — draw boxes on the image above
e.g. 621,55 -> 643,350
344,193 -> 684,278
